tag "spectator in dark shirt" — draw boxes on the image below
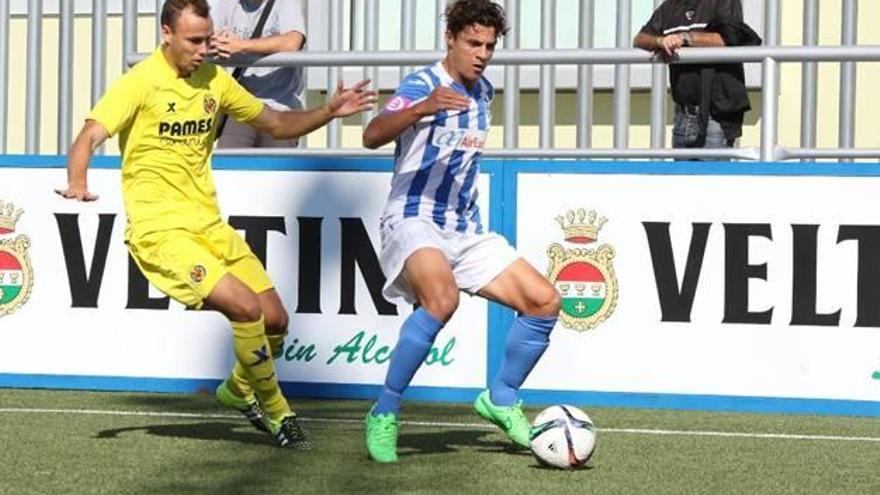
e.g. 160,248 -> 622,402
634,0 -> 761,152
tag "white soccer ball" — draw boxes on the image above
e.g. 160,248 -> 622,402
529,405 -> 597,469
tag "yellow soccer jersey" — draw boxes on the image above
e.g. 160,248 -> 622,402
88,48 -> 264,236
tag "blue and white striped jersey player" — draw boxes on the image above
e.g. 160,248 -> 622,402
362,0 -> 561,464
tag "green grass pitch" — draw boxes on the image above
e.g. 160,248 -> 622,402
1,389 -> 879,494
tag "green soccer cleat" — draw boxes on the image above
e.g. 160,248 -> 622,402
268,414 -> 314,450
365,406 -> 399,463
473,389 -> 531,448
215,379 -> 270,433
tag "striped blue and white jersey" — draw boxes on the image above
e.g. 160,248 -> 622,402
381,61 -> 493,235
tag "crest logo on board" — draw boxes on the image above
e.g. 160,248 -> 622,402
546,209 -> 617,332
0,200 -> 34,318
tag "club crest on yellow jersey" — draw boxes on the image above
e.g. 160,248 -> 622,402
203,94 -> 217,115
190,265 -> 207,284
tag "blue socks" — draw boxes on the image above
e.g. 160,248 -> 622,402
373,308 -> 444,416
373,311 -> 556,414
490,314 -> 557,406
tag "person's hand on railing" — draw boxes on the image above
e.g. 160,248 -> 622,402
211,28 -> 245,59
655,34 -> 684,61
325,79 -> 379,118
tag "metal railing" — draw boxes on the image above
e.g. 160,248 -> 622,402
124,44 -> 880,161
129,0 -> 880,161
1,0 -> 878,162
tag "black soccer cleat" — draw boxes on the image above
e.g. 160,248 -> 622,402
215,380 -> 271,433
270,415 -> 314,450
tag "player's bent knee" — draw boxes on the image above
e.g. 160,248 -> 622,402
228,299 -> 264,323
264,309 -> 289,334
421,291 -> 459,322
548,290 -> 562,314
529,285 -> 562,317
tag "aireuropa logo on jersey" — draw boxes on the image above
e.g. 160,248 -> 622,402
0,200 -> 33,318
431,126 -> 487,152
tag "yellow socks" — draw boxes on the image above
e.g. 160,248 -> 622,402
230,317 -> 291,421
227,331 -> 285,401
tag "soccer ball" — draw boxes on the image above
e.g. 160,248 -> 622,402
529,405 -> 597,469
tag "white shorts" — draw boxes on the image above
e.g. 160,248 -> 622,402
380,217 -> 520,304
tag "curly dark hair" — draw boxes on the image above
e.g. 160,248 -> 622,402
445,0 -> 509,38
161,0 -> 210,30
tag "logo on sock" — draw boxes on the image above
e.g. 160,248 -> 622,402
546,209 -> 618,332
0,200 -> 33,318
250,345 -> 270,366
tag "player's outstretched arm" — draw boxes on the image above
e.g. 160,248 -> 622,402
55,120 -> 109,202
249,79 -> 376,140
362,87 -> 469,149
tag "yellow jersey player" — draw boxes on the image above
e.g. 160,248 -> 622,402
55,0 -> 375,449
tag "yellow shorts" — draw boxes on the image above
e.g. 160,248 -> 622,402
126,222 -> 273,309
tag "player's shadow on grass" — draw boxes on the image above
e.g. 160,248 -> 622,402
96,422 -> 274,447
115,393 -> 220,413
398,429 -> 530,458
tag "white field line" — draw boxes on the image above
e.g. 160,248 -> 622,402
2,406 -> 880,443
